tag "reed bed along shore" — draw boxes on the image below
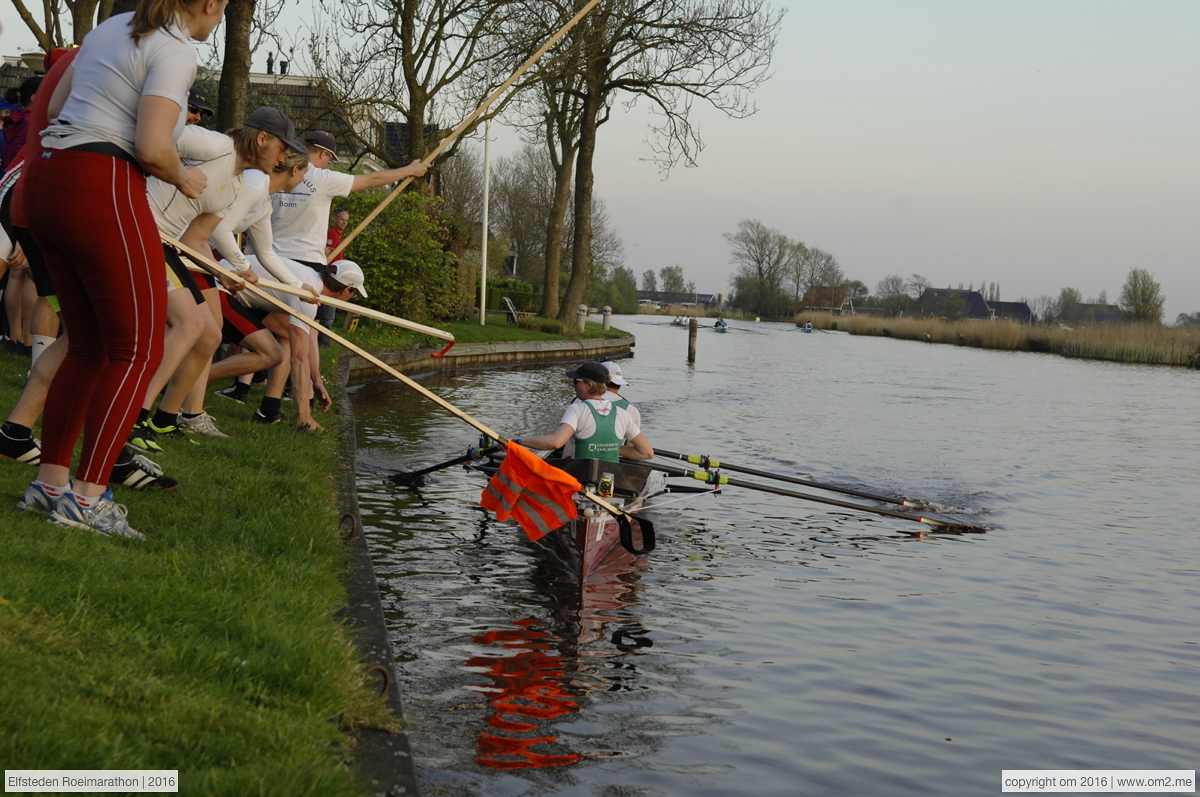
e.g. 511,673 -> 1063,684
795,313 -> 1200,367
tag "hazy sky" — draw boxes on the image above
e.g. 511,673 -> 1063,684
570,1 -> 1199,319
5,2 -> 1196,318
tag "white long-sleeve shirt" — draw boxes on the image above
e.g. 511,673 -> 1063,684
209,169 -> 304,289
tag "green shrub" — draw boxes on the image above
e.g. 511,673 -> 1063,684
334,191 -> 471,321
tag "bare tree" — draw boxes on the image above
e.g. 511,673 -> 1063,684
786,241 -> 810,311
725,219 -> 791,317
514,0 -> 784,321
308,0 -> 517,173
641,270 -> 657,292
876,274 -> 911,317
8,0 -> 114,49
906,273 -> 931,300
439,139 -> 486,226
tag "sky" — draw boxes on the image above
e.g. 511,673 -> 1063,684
5,1 -> 1197,318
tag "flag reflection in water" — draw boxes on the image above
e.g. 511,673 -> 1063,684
466,557 -> 649,769
468,618 -> 583,769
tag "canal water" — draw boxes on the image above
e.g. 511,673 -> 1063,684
350,316 -> 1200,796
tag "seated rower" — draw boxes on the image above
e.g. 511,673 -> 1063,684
517,361 -> 653,462
714,316 -> 728,329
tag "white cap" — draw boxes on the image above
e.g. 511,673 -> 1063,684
602,358 -> 629,386
329,259 -> 368,297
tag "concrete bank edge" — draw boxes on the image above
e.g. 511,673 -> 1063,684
336,356 -> 421,797
344,335 -> 635,385
334,334 -> 634,795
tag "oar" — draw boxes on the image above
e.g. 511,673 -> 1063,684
627,459 -> 985,533
654,448 -> 933,510
169,240 -> 639,524
392,445 -> 498,486
328,0 -> 603,262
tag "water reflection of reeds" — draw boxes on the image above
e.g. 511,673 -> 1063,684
795,314 -> 1200,366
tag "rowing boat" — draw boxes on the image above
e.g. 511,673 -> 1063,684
543,459 -> 665,581
471,455 -> 666,582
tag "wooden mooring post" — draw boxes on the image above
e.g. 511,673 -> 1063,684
688,317 -> 698,363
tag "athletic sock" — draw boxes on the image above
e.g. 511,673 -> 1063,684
35,481 -> 67,501
260,396 -> 282,417
74,492 -> 100,509
180,411 -> 203,421
1,421 -> 33,441
30,335 -> 54,367
151,408 -> 177,429
137,408 -> 150,425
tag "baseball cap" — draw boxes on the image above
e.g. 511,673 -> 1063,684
329,260 -> 367,298
601,358 -> 629,386
187,87 -> 214,116
303,131 -> 339,161
244,107 -> 307,154
565,361 -> 610,383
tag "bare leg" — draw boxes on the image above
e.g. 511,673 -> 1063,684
160,304 -> 220,416
262,313 -> 292,401
140,288 -> 205,413
7,332 -> 68,427
208,328 -> 284,382
20,276 -> 37,344
5,268 -> 28,345
288,324 -> 319,430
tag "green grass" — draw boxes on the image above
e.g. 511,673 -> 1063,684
333,312 -> 631,351
0,347 -> 395,796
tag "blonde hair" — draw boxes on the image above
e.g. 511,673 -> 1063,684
274,147 -> 309,172
224,126 -> 278,164
580,379 -> 607,398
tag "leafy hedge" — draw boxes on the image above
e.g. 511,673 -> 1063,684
333,190 -> 474,321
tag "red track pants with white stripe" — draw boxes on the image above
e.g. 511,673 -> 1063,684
25,148 -> 166,486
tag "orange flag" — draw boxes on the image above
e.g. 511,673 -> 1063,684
480,444 -> 581,541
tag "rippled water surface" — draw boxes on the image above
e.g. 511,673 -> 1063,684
350,317 -> 1200,796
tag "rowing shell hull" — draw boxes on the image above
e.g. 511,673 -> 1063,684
530,498 -> 645,582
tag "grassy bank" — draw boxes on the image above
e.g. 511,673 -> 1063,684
0,347 -> 394,795
335,313 -> 630,351
796,312 -> 1200,367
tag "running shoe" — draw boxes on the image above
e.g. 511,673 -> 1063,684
176,412 -> 229,438
17,480 -> 64,513
0,430 -> 41,465
127,420 -> 165,453
110,450 -> 179,492
251,409 -> 284,425
145,418 -> 189,442
49,493 -> 146,540
215,382 -> 249,404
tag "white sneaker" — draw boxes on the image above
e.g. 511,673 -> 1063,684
49,492 -> 146,540
177,412 -> 229,438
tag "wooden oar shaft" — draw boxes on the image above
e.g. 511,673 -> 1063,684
654,448 -> 921,508
631,459 -> 973,531
171,239 -> 505,442
328,0 -> 602,262
162,235 -> 455,342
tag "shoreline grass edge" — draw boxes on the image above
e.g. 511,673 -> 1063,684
795,313 -> 1200,368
